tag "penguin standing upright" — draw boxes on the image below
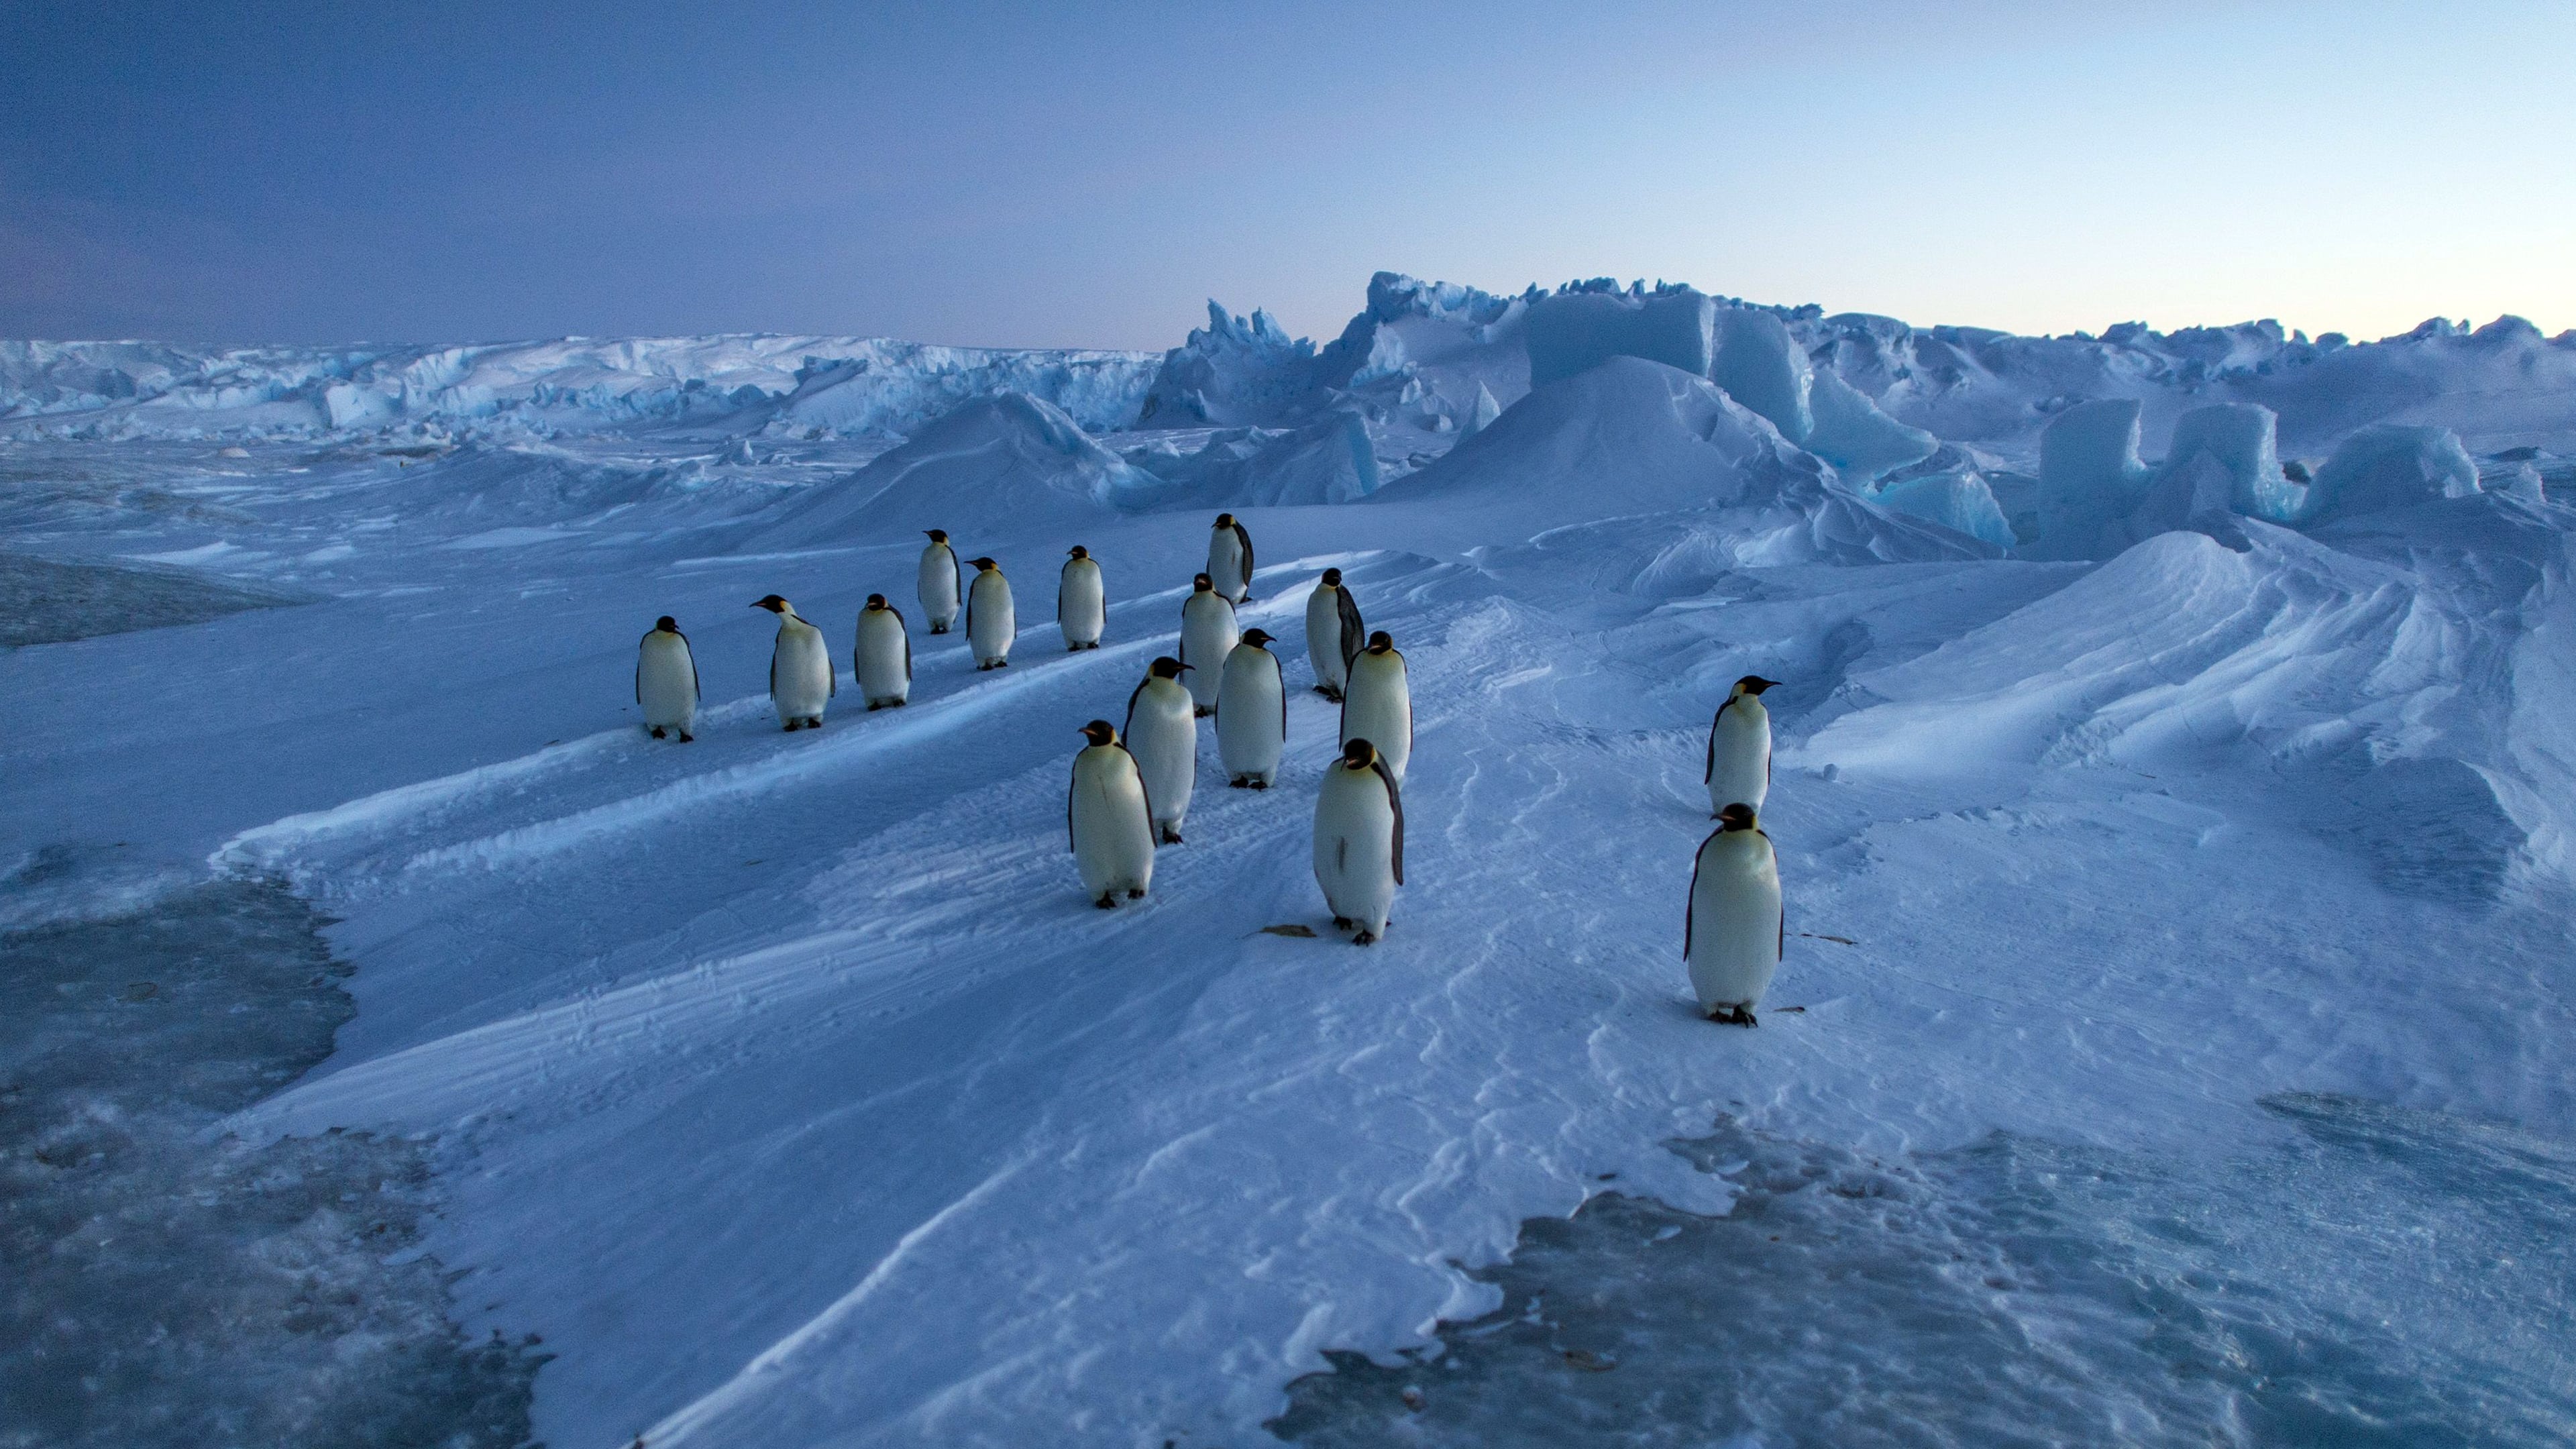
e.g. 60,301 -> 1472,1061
1208,513 -> 1255,604
1314,737 -> 1403,944
965,557 -> 1015,669
1305,568 -> 1365,701
636,616 -> 699,741
1340,631 -> 1412,784
1123,656 -> 1197,844
1179,574 -> 1239,717
918,529 -> 962,633
1216,627 -> 1285,788
1059,545 -> 1105,651
1705,676 -> 1780,817
753,595 -> 833,730
1069,720 -> 1155,907
853,594 -> 912,709
1686,802 -> 1783,1026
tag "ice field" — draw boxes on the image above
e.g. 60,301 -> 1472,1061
5,276 -> 2573,1446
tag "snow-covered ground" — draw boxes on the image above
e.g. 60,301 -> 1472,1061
4,275 -> 2571,1446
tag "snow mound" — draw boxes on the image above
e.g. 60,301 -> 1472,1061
1868,468 -> 2015,550
1373,356 -> 1992,563
748,392 -> 1169,547
1807,514 -> 2576,894
1120,407 -> 1380,508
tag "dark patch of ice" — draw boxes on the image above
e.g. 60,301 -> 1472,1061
0,863 -> 543,1448
0,553 -> 305,647
1273,1099 -> 2576,1446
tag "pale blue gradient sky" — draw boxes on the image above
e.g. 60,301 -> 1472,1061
4,1 -> 2569,348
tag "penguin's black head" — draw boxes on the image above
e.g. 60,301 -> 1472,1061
1366,630 -> 1394,653
1320,568 -> 1342,586
655,615 -> 678,632
1717,802 -> 1760,832
924,529 -> 948,543
1192,573 -> 1214,591
1737,676 -> 1780,696
970,557 -> 999,572
864,593 -> 887,609
1214,513 -> 1236,528
1340,737 -> 1377,768
751,595 -> 788,613
1080,720 -> 1116,747
1149,655 -> 1188,679
1067,545 -> 1088,559
1240,627 -> 1274,648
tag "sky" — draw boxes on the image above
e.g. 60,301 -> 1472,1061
3,0 -> 2571,351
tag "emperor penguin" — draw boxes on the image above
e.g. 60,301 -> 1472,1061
918,529 -> 962,633
1069,720 -> 1155,907
636,615 -> 699,741
1208,513 -> 1255,604
1686,802 -> 1783,1026
753,595 -> 833,730
1314,737 -> 1403,945
1705,676 -> 1780,817
1179,573 -> 1240,716
1216,627 -> 1285,788
1122,655 -> 1197,844
1340,630 -> 1412,784
1059,545 -> 1106,651
853,593 -> 912,709
1305,567 -> 1365,701
965,557 -> 1015,669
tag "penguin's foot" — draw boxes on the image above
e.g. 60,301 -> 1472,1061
782,722 -> 800,733
1332,916 -> 1352,931
1249,779 -> 1269,790
930,624 -> 949,634
1194,707 -> 1214,718
1086,641 -> 1102,650
1126,888 -> 1145,900
1095,894 -> 1118,910
867,702 -> 883,711
1709,1006 -> 1758,1028
649,727 -> 667,739
1352,930 -> 1377,946
1159,826 -> 1184,845
679,731 -> 694,743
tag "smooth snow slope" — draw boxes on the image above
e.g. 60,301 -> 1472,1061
5,274 -> 2573,1447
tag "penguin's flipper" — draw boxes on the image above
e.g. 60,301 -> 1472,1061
1371,758 -> 1405,887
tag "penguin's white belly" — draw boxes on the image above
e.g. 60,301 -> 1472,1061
1208,535 -> 1249,602
638,637 -> 696,729
855,613 -> 909,704
1216,652 -> 1283,782
1707,704 -> 1772,814
1313,771 -> 1397,932
968,576 -> 1015,664
920,551 -> 959,627
1341,657 -> 1411,782
1060,563 -> 1104,646
1180,597 -> 1238,709
1305,588 -> 1346,692
1071,751 -> 1155,897
771,626 -> 833,722
1126,682 -> 1196,829
1688,833 -> 1782,1012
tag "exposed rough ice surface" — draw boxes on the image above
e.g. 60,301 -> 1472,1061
1274,1097 -> 2576,1447
5,269 -> 2575,1448
0,856 -> 541,1449
0,552 -> 305,647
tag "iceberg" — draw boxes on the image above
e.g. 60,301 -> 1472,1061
1807,369 -> 1937,483
2298,424 -> 2483,524
1523,288 -> 1717,388
1870,468 -> 2017,550
2024,399 -> 2152,560
1710,306 -> 1816,444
